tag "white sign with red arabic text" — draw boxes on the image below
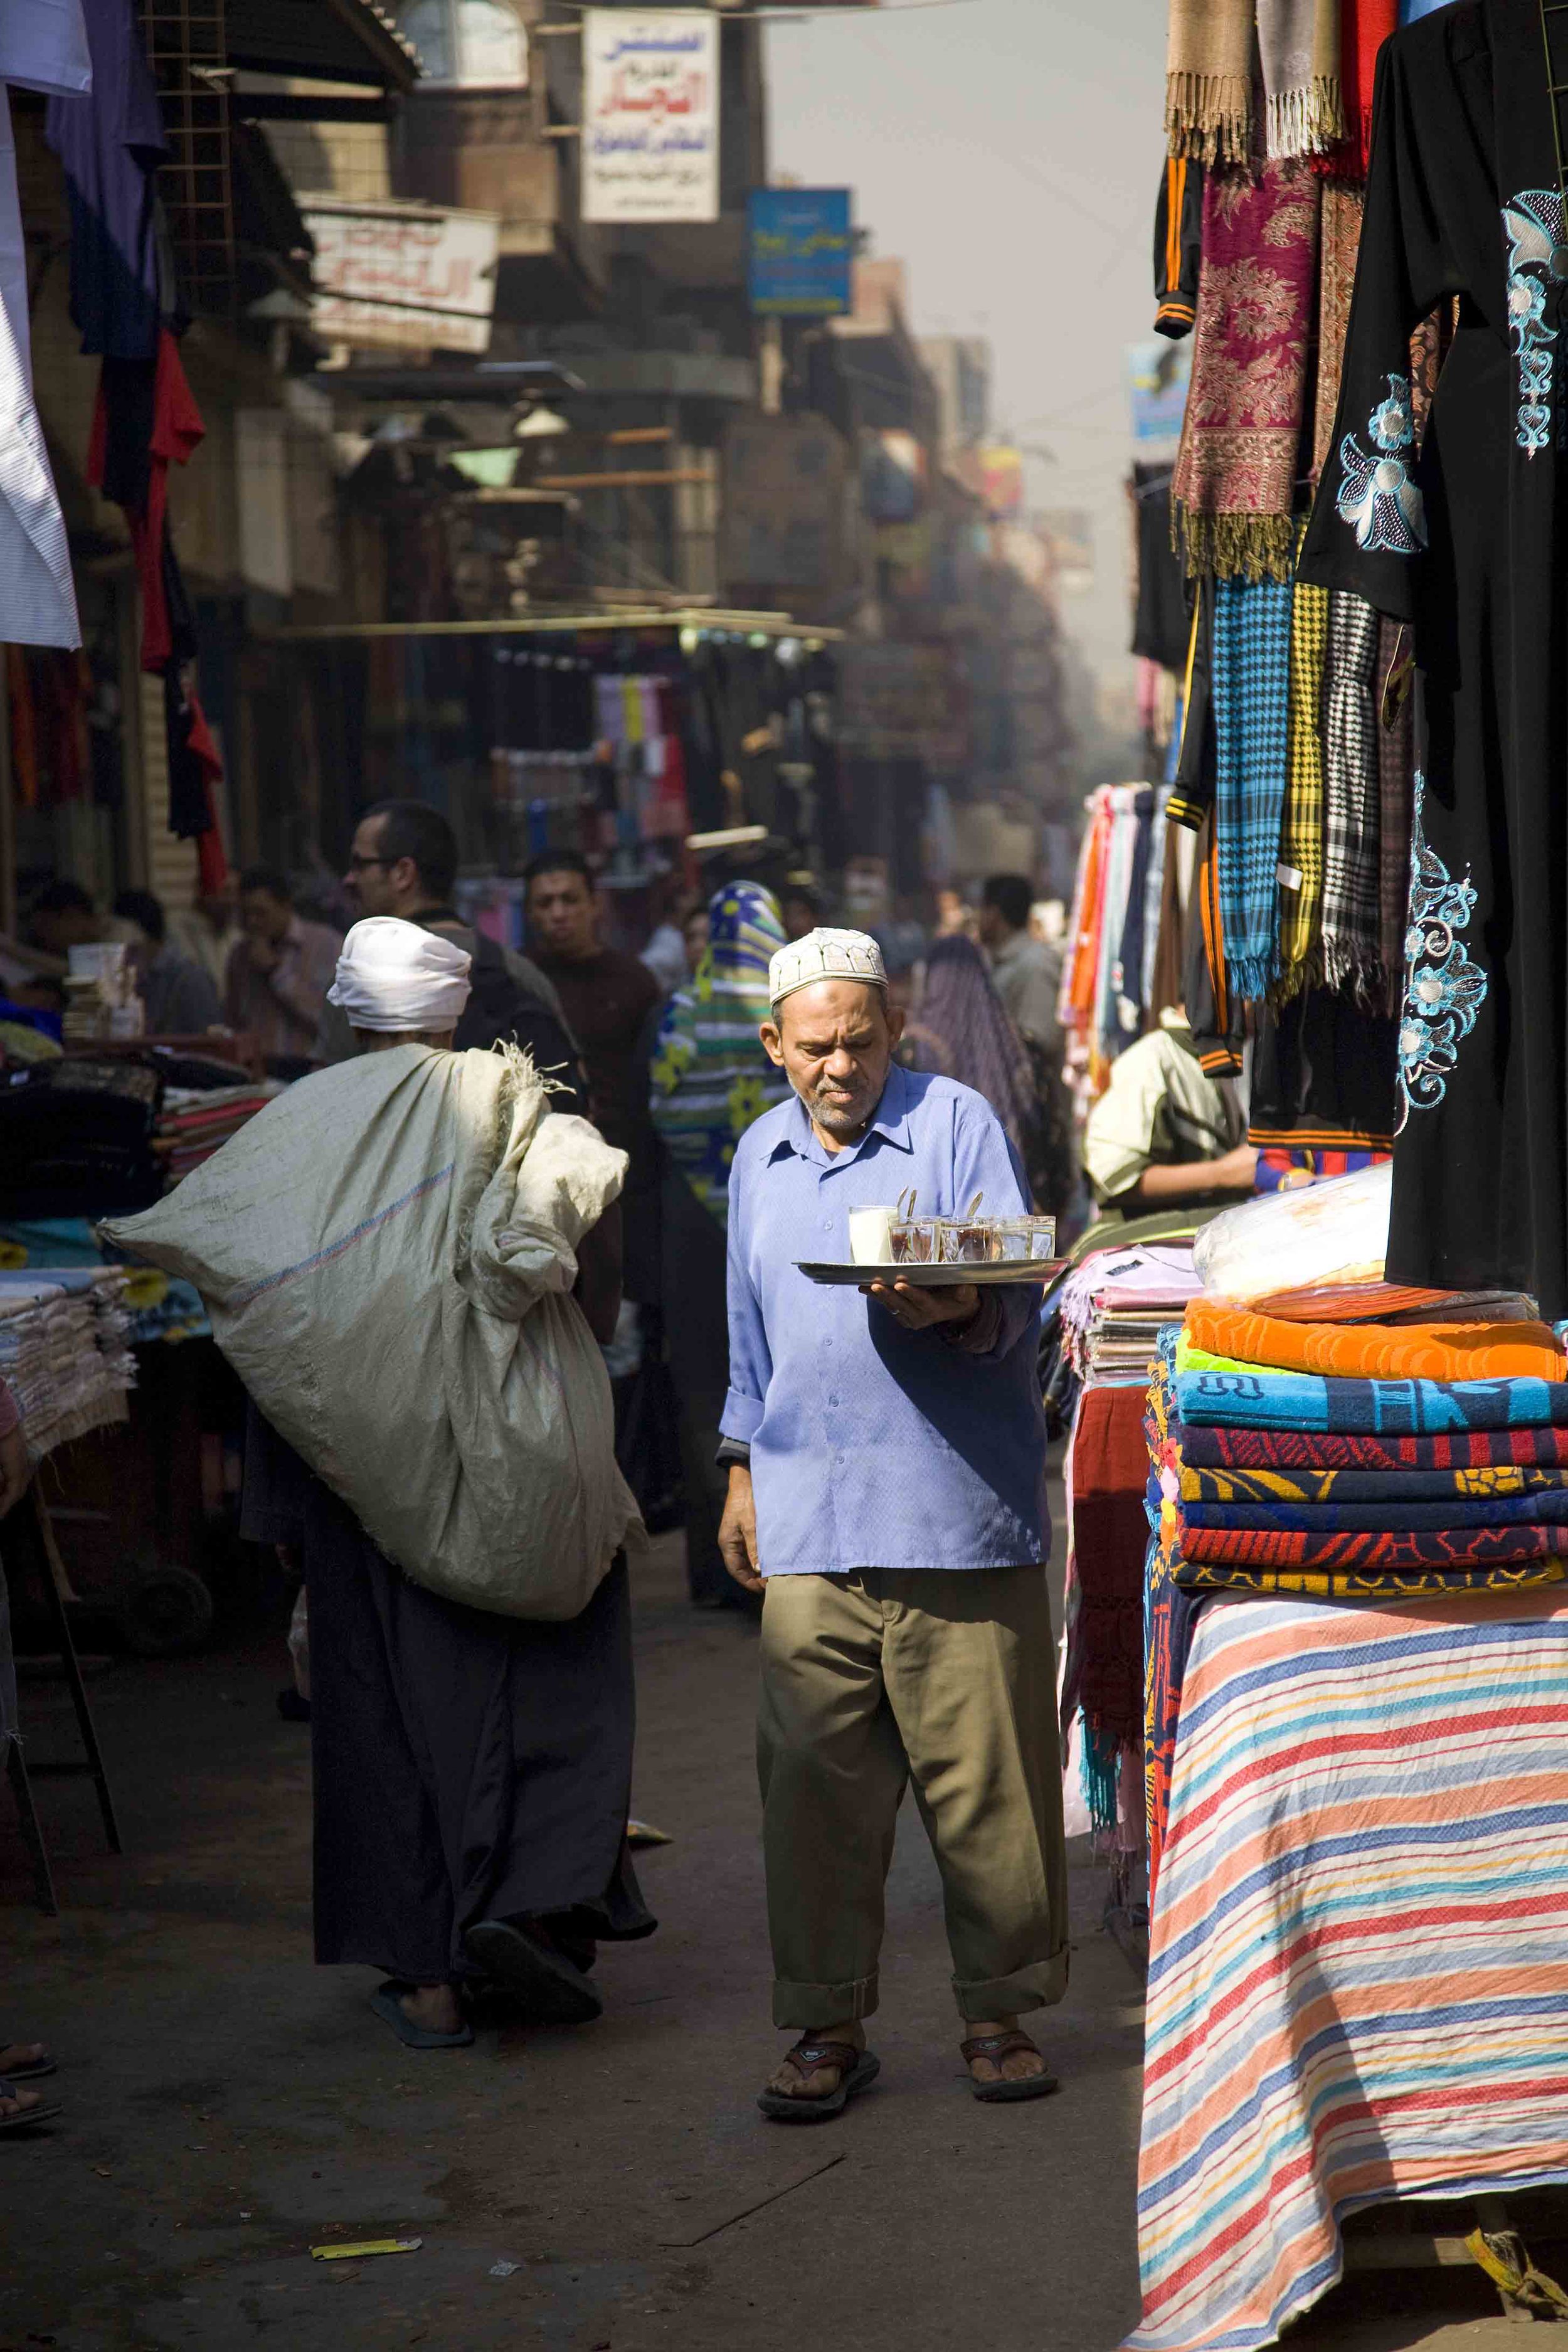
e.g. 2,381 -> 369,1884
303,200 -> 501,354
581,10 -> 719,225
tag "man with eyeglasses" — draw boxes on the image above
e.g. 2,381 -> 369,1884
316,802 -> 583,1103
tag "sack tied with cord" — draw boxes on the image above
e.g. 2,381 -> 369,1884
103,1039 -> 642,1620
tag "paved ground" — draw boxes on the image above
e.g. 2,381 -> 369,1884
0,1530 -> 1547,2350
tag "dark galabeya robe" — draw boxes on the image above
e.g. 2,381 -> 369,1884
1300,0 -> 1568,1314
243,1407 -> 654,1987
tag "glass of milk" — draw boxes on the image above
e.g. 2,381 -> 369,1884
848,1206 -> 897,1265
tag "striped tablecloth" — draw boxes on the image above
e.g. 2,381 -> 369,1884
1127,1592 -> 1568,2352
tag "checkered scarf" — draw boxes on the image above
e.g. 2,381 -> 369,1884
1212,571 -> 1292,1002
1278,564 -> 1328,988
1321,591 -> 1384,999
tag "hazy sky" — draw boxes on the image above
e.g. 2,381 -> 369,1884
765,0 -> 1170,685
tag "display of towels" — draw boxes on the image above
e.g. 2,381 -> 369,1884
1143,1300 -> 1568,1884
0,1269 -> 134,1460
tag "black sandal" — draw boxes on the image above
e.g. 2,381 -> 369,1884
0,2077 -> 62,2131
0,2041 -> 55,2082
960,2030 -> 1058,2104
756,2038 -> 881,2123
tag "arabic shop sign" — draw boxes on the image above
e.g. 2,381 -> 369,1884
303,199 -> 501,354
581,10 -> 719,225
746,188 -> 852,315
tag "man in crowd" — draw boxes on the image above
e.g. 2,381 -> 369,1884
24,879 -> 101,963
0,879 -> 101,1007
165,875 -> 239,995
524,851 -> 662,1154
320,801 -> 582,1099
1083,1005 -> 1255,1214
718,926 -> 1067,2119
208,921 -> 652,2045
112,889 -> 221,1036
979,874 -> 1061,1049
225,866 -> 340,1065
780,881 -> 822,943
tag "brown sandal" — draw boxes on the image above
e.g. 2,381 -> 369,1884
960,2030 -> 1058,2104
756,2038 -> 881,2123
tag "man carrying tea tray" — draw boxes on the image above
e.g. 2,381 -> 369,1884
718,926 -> 1067,2119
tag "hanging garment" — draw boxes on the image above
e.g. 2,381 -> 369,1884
1185,807 -> 1248,1074
1131,468 -> 1191,669
1096,787 -> 1143,1051
87,330 -> 204,670
1249,985 -> 1400,1150
1211,571 -> 1293,1001
6,642 -> 36,804
1173,162 -> 1322,581
1259,0 -> 1346,155
1165,0 -> 1256,162
1153,157 -> 1204,336
1375,614 -> 1416,984
44,0 -> 167,360
0,4 -> 90,648
1313,183 -> 1367,478
1300,0 -> 1568,1316
1278,569 -> 1330,983
1320,591 -> 1384,995
164,669 -> 225,864
1333,0 -> 1401,172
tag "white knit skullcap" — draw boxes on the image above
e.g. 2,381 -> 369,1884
768,926 -> 887,1009
327,917 -> 472,1034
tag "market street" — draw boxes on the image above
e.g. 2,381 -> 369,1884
0,1529 -> 1538,2352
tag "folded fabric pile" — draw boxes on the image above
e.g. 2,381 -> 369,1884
1057,1242 -> 1202,1389
156,1083 -> 277,1186
0,1268 -> 134,1460
1143,1293 -> 1568,1884
1057,1243 -> 1204,1839
0,1214 -> 209,1345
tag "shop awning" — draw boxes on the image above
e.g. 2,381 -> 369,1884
225,0 -> 420,92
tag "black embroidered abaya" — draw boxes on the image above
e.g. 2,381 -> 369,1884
1300,0 -> 1568,1315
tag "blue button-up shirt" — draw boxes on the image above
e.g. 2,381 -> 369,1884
722,1062 -> 1049,1576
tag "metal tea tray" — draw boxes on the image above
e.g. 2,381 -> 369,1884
797,1259 -> 1066,1288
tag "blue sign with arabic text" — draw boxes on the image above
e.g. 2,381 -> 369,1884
747,189 -> 853,317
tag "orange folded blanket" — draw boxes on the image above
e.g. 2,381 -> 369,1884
1184,1298 -> 1567,1384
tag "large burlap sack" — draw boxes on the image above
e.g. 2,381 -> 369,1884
103,1043 -> 642,1620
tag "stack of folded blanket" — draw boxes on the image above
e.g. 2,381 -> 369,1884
1143,1295 -> 1568,1883
0,1269 -> 134,1460
1057,1244 -> 1204,1836
156,1084 -> 277,1187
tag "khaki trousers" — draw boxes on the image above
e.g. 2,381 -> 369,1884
757,1565 -> 1069,2030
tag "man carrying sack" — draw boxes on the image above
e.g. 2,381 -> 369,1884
106,918 -> 654,2050
719,927 -> 1067,2121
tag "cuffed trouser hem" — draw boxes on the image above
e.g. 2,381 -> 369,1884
772,1971 -> 880,2030
952,1947 -> 1069,2023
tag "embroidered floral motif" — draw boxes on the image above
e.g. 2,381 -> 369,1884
1502,189 -> 1565,455
1397,771 -> 1488,1115
1336,372 -> 1426,554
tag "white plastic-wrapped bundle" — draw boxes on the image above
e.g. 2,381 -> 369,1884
1192,1160 -> 1392,1301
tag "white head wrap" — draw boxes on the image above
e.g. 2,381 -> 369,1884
327,917 -> 472,1034
768,926 -> 887,1010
